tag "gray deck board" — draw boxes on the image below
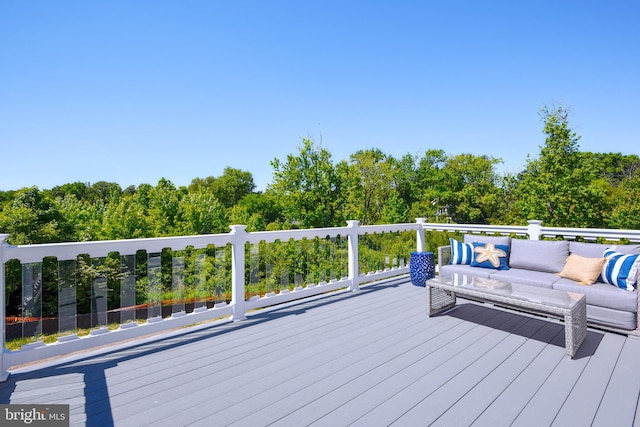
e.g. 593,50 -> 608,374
2,276 -> 639,426
470,329 -> 566,426
593,338 -> 640,426
552,332 -> 626,426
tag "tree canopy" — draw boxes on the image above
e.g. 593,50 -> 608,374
1,105 -> 639,244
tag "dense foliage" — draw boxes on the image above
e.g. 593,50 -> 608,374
1,106 -> 639,246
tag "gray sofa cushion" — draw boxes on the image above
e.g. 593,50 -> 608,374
509,239 -> 569,273
569,242 -> 611,258
489,269 -> 558,289
463,234 -> 511,249
552,278 -> 638,313
586,305 -> 637,330
612,244 -> 640,254
440,264 -> 493,279
569,241 -> 640,258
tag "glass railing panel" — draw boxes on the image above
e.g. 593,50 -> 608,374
212,245 -> 230,303
264,241 -> 275,295
22,262 -> 42,339
172,255 -> 186,316
120,254 -> 136,325
193,251 -> 207,311
294,239 -> 304,288
58,259 -> 76,333
91,258 -> 108,329
248,243 -> 261,298
147,252 -> 162,320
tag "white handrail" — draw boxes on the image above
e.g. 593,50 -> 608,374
420,220 -> 640,242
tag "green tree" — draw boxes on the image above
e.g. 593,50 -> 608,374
608,172 -> 640,229
99,195 -> 151,239
189,167 -> 256,208
444,153 -> 504,224
0,187 -> 74,244
409,149 -> 452,222
53,195 -> 102,241
177,191 -> 229,235
48,182 -> 92,201
268,139 -> 344,228
343,149 -> 396,224
392,153 -> 420,212
512,105 -> 608,227
381,190 -> 409,224
91,181 -> 122,204
236,192 -> 284,228
211,167 -> 256,208
148,178 -> 184,236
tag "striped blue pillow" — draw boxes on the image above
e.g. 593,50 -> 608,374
449,238 -> 474,265
602,249 -> 640,291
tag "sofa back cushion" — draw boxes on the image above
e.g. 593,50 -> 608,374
569,242 -> 611,258
463,235 -> 511,248
611,244 -> 640,254
570,241 -> 640,257
509,239 -> 569,273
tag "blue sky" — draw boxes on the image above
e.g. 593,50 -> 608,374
1,1 -> 638,192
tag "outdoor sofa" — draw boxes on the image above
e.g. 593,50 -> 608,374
438,235 -> 640,335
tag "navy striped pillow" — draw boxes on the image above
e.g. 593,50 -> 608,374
449,238 -> 474,265
602,249 -> 640,291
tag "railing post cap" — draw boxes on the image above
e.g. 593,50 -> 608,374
229,225 -> 248,233
527,220 -> 543,225
416,218 -> 426,224
346,220 -> 360,227
0,234 -> 9,243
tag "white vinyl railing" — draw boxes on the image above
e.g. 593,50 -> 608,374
0,220 -> 422,379
420,219 -> 640,242
3,218 -> 639,380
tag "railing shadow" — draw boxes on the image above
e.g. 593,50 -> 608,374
436,302 -> 605,359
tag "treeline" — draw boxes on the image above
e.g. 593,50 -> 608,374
1,105 -> 639,245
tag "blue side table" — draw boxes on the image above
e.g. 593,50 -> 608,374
410,251 -> 435,287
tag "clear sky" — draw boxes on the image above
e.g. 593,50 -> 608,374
1,1 -> 638,192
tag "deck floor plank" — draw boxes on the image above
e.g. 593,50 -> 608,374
285,306 -> 498,427
254,310 -> 494,427
388,319 -> 533,426
591,337 -> 640,426
113,282 -> 439,425
469,323 -> 566,427
145,294 -> 463,426
348,310 -> 530,427
551,332 -> 626,426
430,319 -> 562,427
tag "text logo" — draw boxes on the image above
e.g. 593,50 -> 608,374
0,405 -> 69,426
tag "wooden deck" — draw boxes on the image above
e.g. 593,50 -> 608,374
2,276 -> 640,426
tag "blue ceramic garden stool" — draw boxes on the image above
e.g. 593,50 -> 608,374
410,251 -> 435,287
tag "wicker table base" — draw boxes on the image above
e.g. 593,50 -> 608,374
426,274 -> 587,359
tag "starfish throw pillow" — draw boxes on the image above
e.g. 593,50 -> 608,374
470,242 -> 510,270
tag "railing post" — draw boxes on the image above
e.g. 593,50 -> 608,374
527,220 -> 543,240
230,225 -> 247,322
346,220 -> 360,292
0,234 -> 10,381
415,218 -> 427,252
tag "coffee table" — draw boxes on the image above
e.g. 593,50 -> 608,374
426,273 -> 587,358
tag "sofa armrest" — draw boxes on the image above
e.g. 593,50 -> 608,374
438,246 -> 451,271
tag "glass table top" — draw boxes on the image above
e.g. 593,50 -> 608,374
430,273 -> 584,310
